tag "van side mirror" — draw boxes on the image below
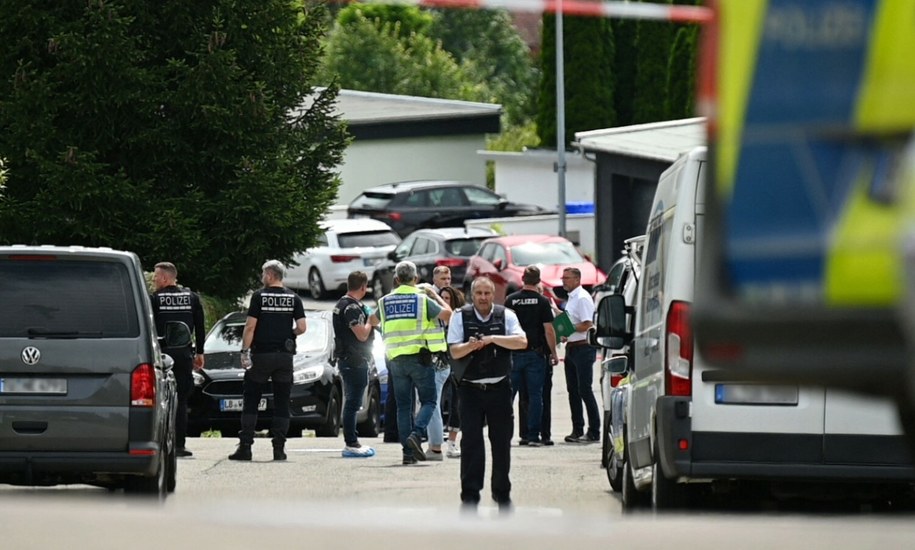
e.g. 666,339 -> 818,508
163,321 -> 192,348
605,355 -> 628,375
593,294 -> 631,349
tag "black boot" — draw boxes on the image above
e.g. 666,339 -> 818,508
228,443 -> 252,461
272,442 -> 286,461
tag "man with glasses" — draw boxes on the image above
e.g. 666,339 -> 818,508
561,267 -> 600,443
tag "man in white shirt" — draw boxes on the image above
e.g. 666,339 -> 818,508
561,267 -> 600,443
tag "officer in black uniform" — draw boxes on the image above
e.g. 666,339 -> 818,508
151,261 -> 206,458
447,277 -> 527,513
229,260 -> 306,462
505,266 -> 558,447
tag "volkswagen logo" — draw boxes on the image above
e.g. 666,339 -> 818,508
21,346 -> 41,365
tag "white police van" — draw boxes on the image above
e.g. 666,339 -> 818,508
597,147 -> 915,511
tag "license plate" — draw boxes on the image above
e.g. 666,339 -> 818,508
220,398 -> 267,412
0,377 -> 67,395
715,384 -> 798,406
363,258 -> 379,267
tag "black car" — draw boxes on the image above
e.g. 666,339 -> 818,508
189,310 -> 382,438
347,180 -> 550,238
371,226 -> 496,296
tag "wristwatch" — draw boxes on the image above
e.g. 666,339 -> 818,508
241,348 -> 250,353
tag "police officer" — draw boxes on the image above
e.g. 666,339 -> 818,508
369,261 -> 451,465
447,277 -> 527,513
151,262 -> 205,458
229,260 -> 306,462
333,271 -> 376,458
505,266 -> 558,447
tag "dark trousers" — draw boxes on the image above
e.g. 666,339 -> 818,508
518,362 -> 553,442
339,358 -> 368,447
168,347 -> 194,450
459,379 -> 513,505
384,374 -> 415,442
240,352 -> 293,446
564,345 -> 600,437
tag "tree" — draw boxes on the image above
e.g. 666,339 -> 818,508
0,1 -> 347,300
632,0 -> 675,123
666,25 -> 699,120
320,7 -> 481,101
537,14 -> 615,149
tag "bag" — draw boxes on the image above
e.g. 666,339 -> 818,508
447,350 -> 473,384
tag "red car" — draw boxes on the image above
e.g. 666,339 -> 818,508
462,234 -> 605,306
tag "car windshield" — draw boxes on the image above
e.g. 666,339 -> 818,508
350,192 -> 393,209
337,230 -> 400,248
205,316 -> 328,354
444,237 -> 488,257
510,241 -> 584,267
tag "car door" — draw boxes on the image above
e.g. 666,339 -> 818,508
426,187 -> 470,227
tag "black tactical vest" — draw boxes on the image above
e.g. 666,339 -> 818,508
460,304 -> 511,380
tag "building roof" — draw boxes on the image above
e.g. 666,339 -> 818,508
574,117 -> 707,163
334,89 -> 502,125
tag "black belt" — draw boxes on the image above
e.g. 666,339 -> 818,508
462,379 -> 508,391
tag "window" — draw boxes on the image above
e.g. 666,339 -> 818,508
510,241 -> 584,267
350,192 -> 393,209
411,237 -> 434,256
393,234 -> 416,259
492,245 -> 507,267
478,243 -> 496,262
0,260 -> 140,338
402,190 -> 429,207
462,186 -> 501,207
639,212 -> 673,330
337,230 -> 400,248
445,238 -> 487,257
429,187 -> 465,207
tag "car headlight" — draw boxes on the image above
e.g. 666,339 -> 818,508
192,371 -> 206,387
293,364 -> 324,385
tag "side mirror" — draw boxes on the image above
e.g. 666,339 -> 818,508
162,353 -> 175,372
497,199 -> 509,210
605,355 -> 628,375
387,250 -> 399,261
593,294 -> 630,349
493,258 -> 503,270
163,320 -> 192,349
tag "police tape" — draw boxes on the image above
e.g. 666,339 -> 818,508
360,0 -> 712,23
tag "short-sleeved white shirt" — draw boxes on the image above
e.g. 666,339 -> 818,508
564,285 -> 594,343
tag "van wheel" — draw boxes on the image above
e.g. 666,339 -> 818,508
601,413 -> 611,469
357,385 -> 381,438
651,444 -> 689,511
166,405 -> 177,493
605,414 -> 622,493
125,440 -> 167,500
621,432 -> 649,512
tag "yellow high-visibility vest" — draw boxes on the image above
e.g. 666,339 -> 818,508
379,285 -> 446,360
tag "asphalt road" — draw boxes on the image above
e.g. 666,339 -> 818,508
4,295 -> 915,548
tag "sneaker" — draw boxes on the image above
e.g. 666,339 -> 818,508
518,439 -> 530,446
564,432 -> 584,443
542,439 -> 555,447
176,448 -> 193,458
584,432 -> 600,443
527,440 -> 542,447
402,456 -> 418,465
406,433 -> 426,461
343,446 -> 376,458
425,449 -> 444,461
446,441 -> 461,458
228,444 -> 252,461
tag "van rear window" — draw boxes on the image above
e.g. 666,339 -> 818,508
0,260 -> 140,338
349,192 -> 394,209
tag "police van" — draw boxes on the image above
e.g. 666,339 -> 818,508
597,146 -> 915,510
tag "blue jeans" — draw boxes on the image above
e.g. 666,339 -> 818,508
510,351 -> 547,442
389,355 -> 437,458
339,358 -> 369,447
564,345 -> 600,437
426,364 -> 452,447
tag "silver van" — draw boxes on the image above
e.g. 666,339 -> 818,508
0,246 -> 179,497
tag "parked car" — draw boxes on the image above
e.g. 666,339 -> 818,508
592,235 -> 644,493
347,180 -> 550,238
189,310 -> 382,438
463,234 -> 604,306
0,246 -> 179,498
286,219 -> 401,299
371,226 -> 496,297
